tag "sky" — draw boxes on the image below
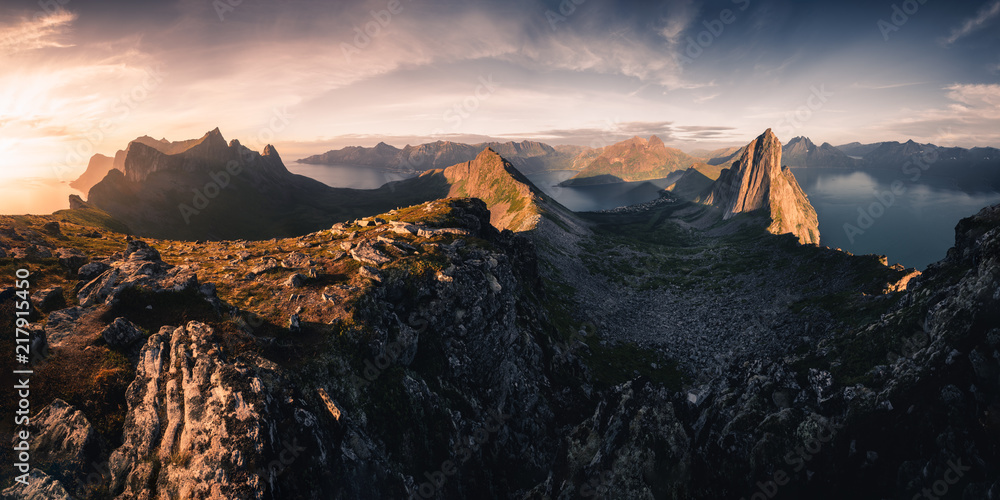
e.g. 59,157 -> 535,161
1,0 -> 999,181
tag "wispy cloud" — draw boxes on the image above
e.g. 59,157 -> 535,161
871,83 -> 1000,146
850,82 -> 928,90
942,0 -> 1000,45
0,9 -> 77,53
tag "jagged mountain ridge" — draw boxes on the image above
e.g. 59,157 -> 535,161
85,128 -> 453,240
2,184 -> 995,498
705,128 -> 820,245
420,147 -> 574,232
70,135 -> 215,193
782,136 -> 859,168
83,129 -> 576,241
299,139 -> 588,175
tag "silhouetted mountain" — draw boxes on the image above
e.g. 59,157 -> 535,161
86,129 -> 448,240
665,163 -> 725,202
84,130 -> 575,240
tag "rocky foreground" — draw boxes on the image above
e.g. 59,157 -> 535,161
0,197 -> 997,499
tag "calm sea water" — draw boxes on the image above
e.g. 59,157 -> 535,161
0,178 -> 83,215
791,168 -> 1000,270
287,163 -> 414,189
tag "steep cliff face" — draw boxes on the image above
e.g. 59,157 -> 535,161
707,129 -> 820,245
69,154 -> 115,193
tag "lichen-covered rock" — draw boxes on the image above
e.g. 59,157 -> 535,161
55,247 -> 89,273
1,469 -> 73,500
109,322 -> 298,499
100,317 -> 145,348
17,399 -> 102,498
77,240 -> 198,307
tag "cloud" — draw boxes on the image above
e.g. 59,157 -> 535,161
849,82 -> 928,90
943,0 -> 1000,45
872,83 -> 1000,147
0,9 -> 77,53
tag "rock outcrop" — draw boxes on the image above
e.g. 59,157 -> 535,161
77,240 -> 199,307
109,322 -> 295,500
706,129 -> 821,245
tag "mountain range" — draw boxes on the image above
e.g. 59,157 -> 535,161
6,120 -> 998,497
78,129 -> 581,241
298,140 -> 589,175
559,135 -> 708,186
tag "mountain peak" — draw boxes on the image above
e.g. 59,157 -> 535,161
648,135 -> 665,148
262,144 -> 280,159
706,128 -> 820,245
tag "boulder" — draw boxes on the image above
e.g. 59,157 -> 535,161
286,273 -> 306,288
55,247 -> 89,273
0,469 -> 73,500
101,317 -> 145,348
45,307 -> 87,348
281,252 -> 313,269
77,240 -> 197,308
77,262 -> 110,281
42,221 -> 62,236
30,287 -> 64,312
349,241 -> 391,266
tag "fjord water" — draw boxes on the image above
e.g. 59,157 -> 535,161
792,168 -> 1000,270
287,163 -> 414,189
523,170 -> 676,212
287,164 -> 675,211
